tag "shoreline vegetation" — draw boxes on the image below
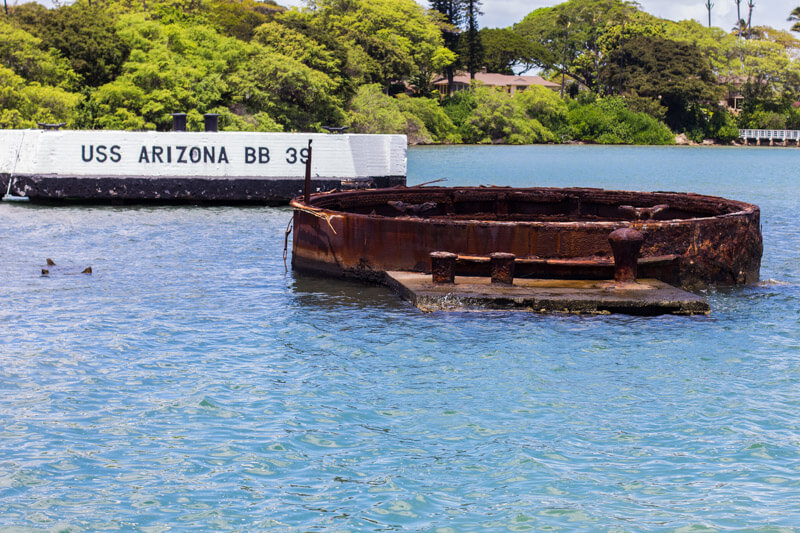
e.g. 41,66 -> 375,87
1,0 -> 799,146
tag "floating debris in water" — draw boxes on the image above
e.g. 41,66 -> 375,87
40,259 -> 93,276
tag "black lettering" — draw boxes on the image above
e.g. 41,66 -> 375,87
286,147 -> 297,164
189,147 -> 201,163
96,145 -> 108,163
152,146 -> 163,163
110,145 -> 121,163
138,146 -> 149,163
166,146 -> 172,163
218,147 -> 229,164
177,146 -> 187,163
300,147 -> 309,164
203,146 -> 215,163
259,147 -> 270,164
81,145 -> 93,162
245,146 -> 256,164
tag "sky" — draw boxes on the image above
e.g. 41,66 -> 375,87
272,0 -> 798,33
21,0 -> 799,32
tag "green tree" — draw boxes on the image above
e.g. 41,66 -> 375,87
444,83 -> 556,144
514,0 -> 640,92
567,96 -> 674,144
661,19 -> 738,77
734,30 -> 800,110
87,14 -> 341,131
28,2 -> 130,87
706,106 -> 740,142
397,94 -> 460,143
230,44 -> 345,130
460,0 -> 483,79
789,6 -> 800,32
308,0 -> 453,89
0,64 -> 81,128
273,9 -> 356,97
252,20 -> 343,86
599,34 -> 720,131
204,0 -> 282,41
347,83 -> 431,142
89,16 -> 244,129
429,0 -> 461,86
479,27 -> 543,74
0,19 -> 80,90
514,85 -> 569,136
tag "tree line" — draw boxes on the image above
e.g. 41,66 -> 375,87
1,0 -> 799,145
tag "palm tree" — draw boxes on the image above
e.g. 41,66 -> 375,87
789,6 -> 800,32
705,0 -> 714,28
735,0 -> 744,37
746,0 -> 754,39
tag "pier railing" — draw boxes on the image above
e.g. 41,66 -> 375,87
739,129 -> 800,145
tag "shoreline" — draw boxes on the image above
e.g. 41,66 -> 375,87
408,137 -> 800,148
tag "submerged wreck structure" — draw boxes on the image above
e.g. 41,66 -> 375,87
291,186 -> 762,315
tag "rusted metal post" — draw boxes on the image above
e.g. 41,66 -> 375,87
303,139 -> 313,204
430,251 -> 457,284
490,252 -> 515,285
609,228 -> 644,283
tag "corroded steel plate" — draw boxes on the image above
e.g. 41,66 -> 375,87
291,186 -> 762,289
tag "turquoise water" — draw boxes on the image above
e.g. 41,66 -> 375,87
1,145 -> 799,531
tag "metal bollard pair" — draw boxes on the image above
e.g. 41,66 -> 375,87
430,228 -> 644,285
171,113 -> 221,132
430,252 -> 515,285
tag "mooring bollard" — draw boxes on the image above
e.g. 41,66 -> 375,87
430,251 -> 457,284
204,113 -> 220,132
171,113 -> 187,132
609,228 -> 644,283
490,252 -> 515,285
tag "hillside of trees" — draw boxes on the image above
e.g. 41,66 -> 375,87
1,0 -> 799,145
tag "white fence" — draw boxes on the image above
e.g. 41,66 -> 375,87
739,129 -> 800,143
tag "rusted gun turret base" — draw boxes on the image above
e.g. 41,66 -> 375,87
385,272 -> 710,316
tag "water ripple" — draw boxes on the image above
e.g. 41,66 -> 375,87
1,148 -> 800,530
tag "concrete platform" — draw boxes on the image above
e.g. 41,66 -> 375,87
385,271 -> 710,315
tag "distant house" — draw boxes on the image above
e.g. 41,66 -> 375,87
718,75 -> 747,113
432,71 -> 560,98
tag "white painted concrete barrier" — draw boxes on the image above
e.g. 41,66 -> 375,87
0,129 -> 407,203
0,130 -> 407,179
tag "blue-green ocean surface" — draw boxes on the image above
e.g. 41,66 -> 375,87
1,145 -> 798,531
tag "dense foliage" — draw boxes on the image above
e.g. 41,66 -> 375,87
1,0 -> 799,144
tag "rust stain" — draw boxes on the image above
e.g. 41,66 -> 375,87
290,186 -> 762,289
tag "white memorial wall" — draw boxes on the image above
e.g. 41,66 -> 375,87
0,130 -> 407,179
